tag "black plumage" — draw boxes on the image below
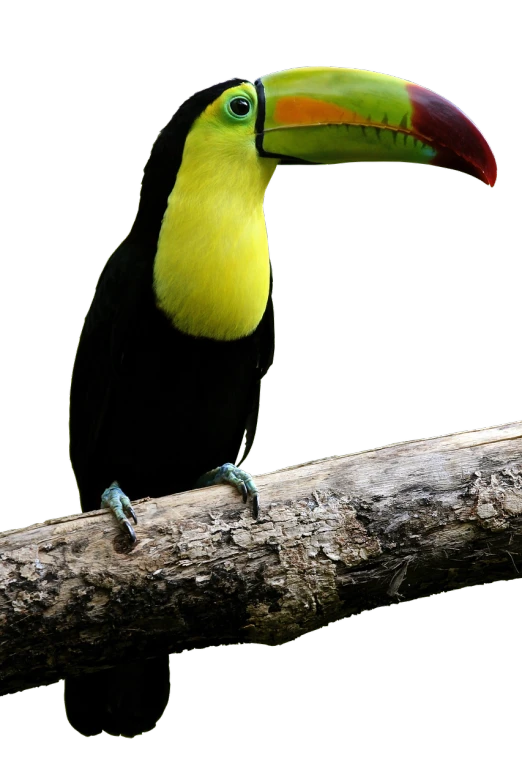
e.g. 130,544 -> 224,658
66,80 -> 274,737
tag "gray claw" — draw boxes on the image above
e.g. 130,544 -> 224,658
123,518 -> 137,544
101,481 -> 138,544
197,463 -> 260,518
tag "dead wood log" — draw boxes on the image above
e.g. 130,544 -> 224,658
2,421 -> 522,697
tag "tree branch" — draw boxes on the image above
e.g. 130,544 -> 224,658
2,421 -> 522,697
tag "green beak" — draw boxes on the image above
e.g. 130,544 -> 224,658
255,67 -> 496,186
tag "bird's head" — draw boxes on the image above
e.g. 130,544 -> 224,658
177,67 -> 496,175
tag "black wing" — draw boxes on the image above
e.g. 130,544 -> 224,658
239,267 -> 275,465
70,236 -> 155,511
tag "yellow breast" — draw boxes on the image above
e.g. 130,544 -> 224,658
153,99 -> 277,341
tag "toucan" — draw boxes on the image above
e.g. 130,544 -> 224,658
65,67 -> 496,737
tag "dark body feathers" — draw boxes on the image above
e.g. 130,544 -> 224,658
66,80 -> 274,736
69,237 -> 274,511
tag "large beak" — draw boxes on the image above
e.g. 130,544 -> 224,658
255,68 -> 496,186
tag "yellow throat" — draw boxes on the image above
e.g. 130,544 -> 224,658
153,84 -> 277,341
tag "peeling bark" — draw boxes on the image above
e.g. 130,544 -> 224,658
1,421 -> 522,697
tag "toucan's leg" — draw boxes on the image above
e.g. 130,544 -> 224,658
101,481 -> 138,543
197,463 -> 259,519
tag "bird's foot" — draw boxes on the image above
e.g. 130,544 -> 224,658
197,463 -> 259,519
101,481 -> 138,544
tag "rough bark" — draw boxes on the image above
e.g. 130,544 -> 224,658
2,421 -> 522,697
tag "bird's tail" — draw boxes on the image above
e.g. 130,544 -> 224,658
64,655 -> 170,737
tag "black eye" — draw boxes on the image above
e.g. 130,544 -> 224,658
229,97 -> 251,117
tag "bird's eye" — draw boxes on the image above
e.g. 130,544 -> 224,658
228,97 -> 252,118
